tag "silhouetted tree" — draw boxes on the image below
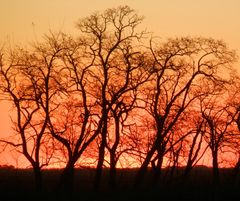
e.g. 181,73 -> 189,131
200,89 -> 238,186
0,6 -> 239,199
221,74 -> 240,184
0,44 -> 58,192
106,90 -> 140,188
135,37 -> 236,188
75,5 -> 148,190
42,34 -> 102,195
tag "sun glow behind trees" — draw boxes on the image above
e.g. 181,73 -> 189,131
0,5 -> 239,192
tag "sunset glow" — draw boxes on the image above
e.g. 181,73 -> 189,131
0,2 -> 240,201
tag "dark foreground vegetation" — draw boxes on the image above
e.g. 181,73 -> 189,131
0,166 -> 240,201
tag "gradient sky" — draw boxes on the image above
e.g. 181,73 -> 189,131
0,0 -> 240,166
1,0 -> 240,50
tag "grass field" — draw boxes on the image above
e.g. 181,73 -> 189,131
0,166 -> 240,201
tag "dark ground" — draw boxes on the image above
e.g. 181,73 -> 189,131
0,166 -> 240,201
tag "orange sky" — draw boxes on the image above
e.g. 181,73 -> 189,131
1,0 -> 240,50
0,0 -> 239,167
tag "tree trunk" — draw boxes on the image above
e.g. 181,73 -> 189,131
134,117 -> 163,188
94,135 -> 106,190
33,165 -> 42,193
94,106 -> 108,190
109,154 -> 117,189
152,153 -> 163,188
183,162 -> 193,179
58,162 -> 75,198
212,150 -> 220,186
108,115 -> 120,189
182,163 -> 193,191
134,145 -> 156,188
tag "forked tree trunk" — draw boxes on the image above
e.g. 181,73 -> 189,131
134,145 -> 156,188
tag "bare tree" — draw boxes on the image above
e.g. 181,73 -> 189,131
134,37 -> 236,187
43,34 -> 102,194
200,87 -> 239,186
219,74 -> 240,184
75,5 -> 149,189
106,89 -> 139,188
0,44 -> 57,192
0,6 -> 239,198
